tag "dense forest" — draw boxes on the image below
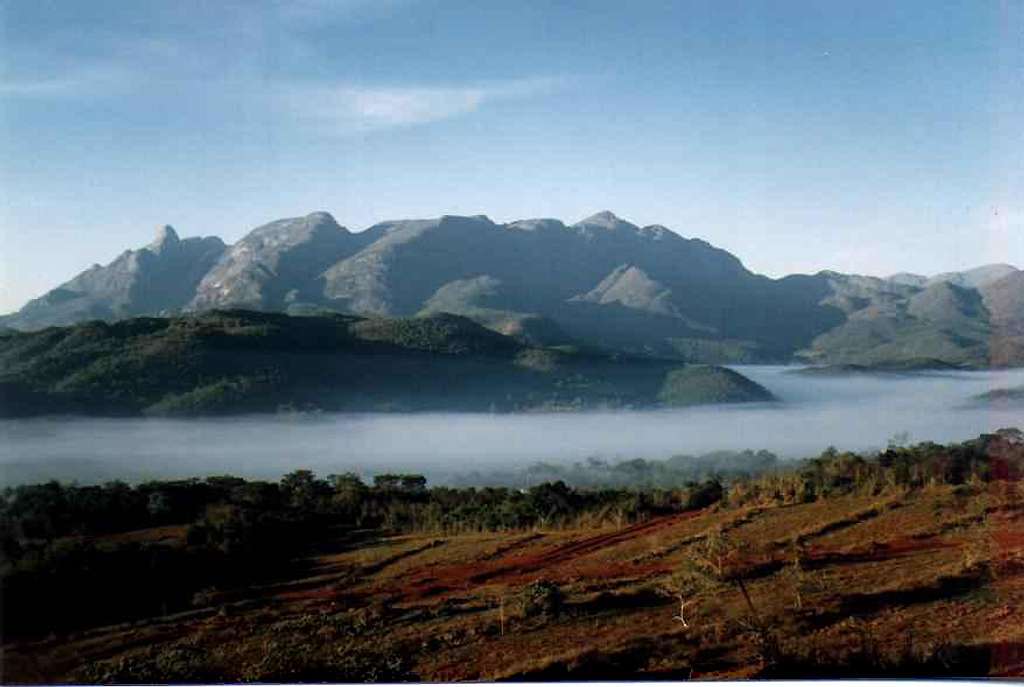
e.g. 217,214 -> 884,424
0,310 -> 773,417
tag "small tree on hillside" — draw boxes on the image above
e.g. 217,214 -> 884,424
669,526 -> 779,666
781,537 -> 828,611
666,554 -> 724,631
665,526 -> 742,630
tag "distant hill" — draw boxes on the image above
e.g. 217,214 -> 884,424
0,310 -> 774,417
3,210 -> 1022,368
971,386 -> 1024,406
791,358 -> 964,377
796,267 -> 1024,368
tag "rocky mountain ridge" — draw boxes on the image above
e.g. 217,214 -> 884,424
4,211 -> 1022,367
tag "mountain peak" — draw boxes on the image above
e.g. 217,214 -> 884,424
305,211 -> 338,225
302,211 -> 352,235
149,225 -> 180,252
439,214 -> 493,224
505,218 -> 566,232
928,264 -> 1020,290
578,210 -> 626,227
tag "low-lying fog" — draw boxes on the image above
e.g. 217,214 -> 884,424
3,366 -> 1024,486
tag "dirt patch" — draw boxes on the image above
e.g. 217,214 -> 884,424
480,534 -> 546,561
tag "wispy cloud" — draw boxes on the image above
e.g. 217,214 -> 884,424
271,0 -> 417,26
280,77 -> 565,134
0,64 -> 134,99
2,54 -> 569,138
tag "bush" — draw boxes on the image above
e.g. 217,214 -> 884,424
685,480 -> 724,510
240,638 -> 415,683
518,579 -> 564,620
76,645 -> 216,684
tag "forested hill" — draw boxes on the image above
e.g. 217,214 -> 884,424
0,310 -> 773,417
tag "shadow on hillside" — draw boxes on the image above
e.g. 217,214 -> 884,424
764,640 -> 1024,678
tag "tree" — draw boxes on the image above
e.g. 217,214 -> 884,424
400,475 -> 427,493
373,474 -> 402,491
280,470 -> 325,510
328,473 -> 366,492
373,474 -> 427,493
781,538 -> 827,611
684,479 -> 724,510
668,527 -> 780,665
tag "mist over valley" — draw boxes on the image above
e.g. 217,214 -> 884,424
4,365 -> 1024,487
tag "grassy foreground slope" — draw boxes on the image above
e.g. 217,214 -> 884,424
0,310 -> 773,417
2,431 -> 1024,681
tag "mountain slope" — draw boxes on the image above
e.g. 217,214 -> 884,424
2,227 -> 225,330
799,275 -> 994,367
977,271 -> 1024,366
886,264 -> 1020,290
571,265 -> 683,318
189,212 -> 364,312
0,310 -> 774,417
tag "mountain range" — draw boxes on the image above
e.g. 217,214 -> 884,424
5,211 -> 1023,367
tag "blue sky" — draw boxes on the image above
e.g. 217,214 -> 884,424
1,0 -> 1022,312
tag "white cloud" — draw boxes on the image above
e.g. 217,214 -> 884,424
342,86 -> 486,126
281,77 -> 564,134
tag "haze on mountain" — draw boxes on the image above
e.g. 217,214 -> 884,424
4,210 -> 1023,368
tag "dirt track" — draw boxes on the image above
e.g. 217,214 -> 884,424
394,510 -> 703,600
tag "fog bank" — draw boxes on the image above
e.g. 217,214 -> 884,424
3,366 -> 1024,486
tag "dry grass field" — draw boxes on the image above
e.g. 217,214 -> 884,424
3,477 -> 1023,682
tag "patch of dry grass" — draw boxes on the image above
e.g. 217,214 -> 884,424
6,484 -> 1024,682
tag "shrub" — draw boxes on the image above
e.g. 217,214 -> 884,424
518,579 -> 564,620
684,480 -> 724,510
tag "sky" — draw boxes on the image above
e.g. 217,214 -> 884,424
1,0 -> 1022,313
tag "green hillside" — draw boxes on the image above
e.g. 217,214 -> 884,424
0,310 -> 774,417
